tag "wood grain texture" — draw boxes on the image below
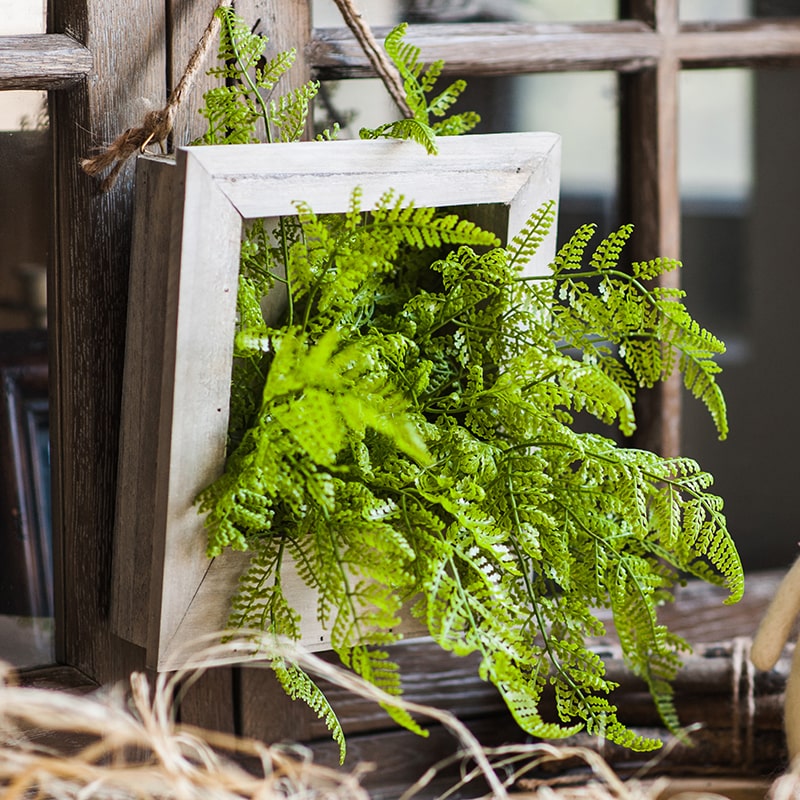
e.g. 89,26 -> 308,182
678,20 -> 800,68
173,133 -> 560,235
619,0 -> 681,458
309,21 -> 659,79
0,34 -> 91,89
253,0 -> 312,105
49,0 -> 166,684
111,157 -> 176,648
167,0 -> 221,147
309,18 -> 800,81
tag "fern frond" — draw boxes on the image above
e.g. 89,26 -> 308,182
360,24 -> 480,151
270,81 -> 320,143
360,118 -> 438,154
507,200 -> 557,273
256,48 -> 297,91
274,661 -> 347,762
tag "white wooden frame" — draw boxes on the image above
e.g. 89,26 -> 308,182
111,133 -> 561,671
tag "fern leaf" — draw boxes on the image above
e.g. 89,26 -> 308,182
270,81 -> 320,143
507,200 -> 557,273
361,118 -> 438,154
274,661 -> 347,762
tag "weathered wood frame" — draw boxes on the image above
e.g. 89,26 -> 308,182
112,132 -> 561,672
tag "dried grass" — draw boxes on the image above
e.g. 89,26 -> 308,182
0,633 -> 787,799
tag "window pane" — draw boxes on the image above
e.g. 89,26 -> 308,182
401,0 -> 617,22
0,0 -> 45,33
0,91 -> 53,667
680,67 -> 800,571
681,0 -> 800,19
0,92 -> 49,330
317,0 -> 619,24
514,72 -> 618,238
314,0 -> 399,26
513,0 -> 617,22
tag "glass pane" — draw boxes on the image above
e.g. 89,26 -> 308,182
680,67 -> 800,571
401,0 -> 617,22
681,0 -> 800,19
316,78 -> 398,137
513,72 -> 618,238
316,0 -> 618,24
513,0 -> 617,22
0,0 -> 45,34
314,0 -> 399,26
0,90 -> 54,667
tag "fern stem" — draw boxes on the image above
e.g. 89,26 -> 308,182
504,466 -> 598,714
221,11 -> 274,143
220,11 -> 297,323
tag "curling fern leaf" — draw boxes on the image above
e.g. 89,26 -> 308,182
360,23 -> 480,153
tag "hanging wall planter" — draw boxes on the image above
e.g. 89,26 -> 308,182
111,131 -> 562,672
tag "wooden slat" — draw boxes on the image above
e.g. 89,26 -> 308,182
678,20 -> 800,67
255,0 -> 312,102
111,156 -> 176,649
0,34 -> 91,90
167,0 -> 220,147
619,0 -> 682,457
309,18 -> 800,81
49,0 -> 166,685
309,21 -> 659,79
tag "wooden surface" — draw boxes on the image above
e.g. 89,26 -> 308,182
110,158 -> 176,648
0,34 -> 91,89
49,0 -> 166,685
168,133 -> 561,225
167,0 -> 221,147
309,21 -> 659,78
619,1 -> 682,458
308,19 -> 800,81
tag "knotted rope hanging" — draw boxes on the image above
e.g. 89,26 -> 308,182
81,0 -> 412,192
329,0 -> 411,118
80,0 -> 232,191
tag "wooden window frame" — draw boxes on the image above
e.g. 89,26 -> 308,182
1,0 -> 799,756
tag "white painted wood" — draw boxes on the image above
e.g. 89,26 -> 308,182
181,134 -> 561,278
113,133 -> 561,671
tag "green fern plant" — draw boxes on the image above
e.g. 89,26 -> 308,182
197,7 -> 319,145
359,22 -> 481,153
195,11 -> 743,763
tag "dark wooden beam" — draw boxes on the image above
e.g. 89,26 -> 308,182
307,18 -> 800,80
619,0 -> 682,457
0,34 -> 91,89
49,0 -> 166,684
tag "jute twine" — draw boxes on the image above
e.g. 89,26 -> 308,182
80,0 -> 232,191
81,0 -> 411,192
